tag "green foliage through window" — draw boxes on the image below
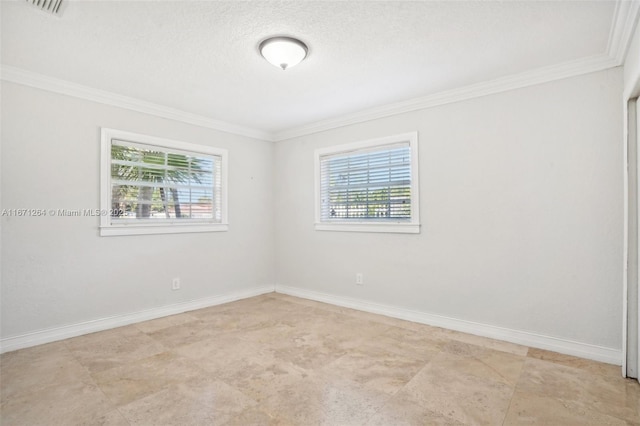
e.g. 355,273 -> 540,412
110,141 -> 220,222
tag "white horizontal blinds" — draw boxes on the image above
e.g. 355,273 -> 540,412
320,142 -> 411,221
110,139 -> 220,222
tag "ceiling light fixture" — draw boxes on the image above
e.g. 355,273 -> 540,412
259,36 -> 308,71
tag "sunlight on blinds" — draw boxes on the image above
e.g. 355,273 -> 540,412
319,143 -> 411,221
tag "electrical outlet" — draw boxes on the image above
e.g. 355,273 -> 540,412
172,277 -> 181,291
356,273 -> 364,285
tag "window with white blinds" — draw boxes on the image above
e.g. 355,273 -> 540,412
100,128 -> 228,236
315,132 -> 420,234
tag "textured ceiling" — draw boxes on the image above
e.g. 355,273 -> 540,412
0,1 -> 620,136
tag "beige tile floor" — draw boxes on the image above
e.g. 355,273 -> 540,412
1,292 -> 638,425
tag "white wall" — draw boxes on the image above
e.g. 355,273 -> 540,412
625,21 -> 640,98
275,68 -> 624,351
0,82 -> 275,339
623,21 -> 640,377
0,67 -> 627,359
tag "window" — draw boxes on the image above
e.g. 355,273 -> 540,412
100,128 -> 228,236
315,132 -> 420,233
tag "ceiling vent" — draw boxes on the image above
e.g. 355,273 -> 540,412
25,0 -> 64,16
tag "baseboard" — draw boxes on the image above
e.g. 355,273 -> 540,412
0,285 -> 275,354
3,283 -> 622,365
275,284 -> 622,365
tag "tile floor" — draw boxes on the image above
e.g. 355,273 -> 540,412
1,293 -> 638,425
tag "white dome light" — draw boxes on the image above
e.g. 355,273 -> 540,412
259,37 -> 308,71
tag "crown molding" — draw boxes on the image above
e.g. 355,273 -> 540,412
607,0 -> 640,65
272,54 -> 619,141
4,0 -> 637,145
273,0 -> 640,142
0,65 -> 272,141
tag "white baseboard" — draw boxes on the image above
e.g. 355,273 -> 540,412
0,285 -> 275,354
275,284 -> 622,366
2,283 -> 622,366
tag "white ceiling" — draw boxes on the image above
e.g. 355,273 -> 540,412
1,1 -> 636,140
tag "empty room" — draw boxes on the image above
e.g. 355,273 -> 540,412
1,0 -> 640,424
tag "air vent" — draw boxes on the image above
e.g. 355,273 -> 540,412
25,0 -> 64,16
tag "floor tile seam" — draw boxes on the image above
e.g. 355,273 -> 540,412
534,393 -> 639,424
362,388 -> 409,424
354,314 -> 440,333
394,383 -> 471,426
62,337 -> 87,364
114,384 -> 179,423
584,384 -> 640,422
184,377 -> 261,414
265,298 -> 324,312
524,353 -> 626,380
346,344 -> 439,368
25,356 -> 123,424
65,330 -> 169,365
369,360 -> 424,402
500,390 -> 517,426
510,358 -> 583,410
89,348 -> 196,389
419,350 -> 521,396
90,379 -> 128,424
363,324 -> 395,340
231,329 -> 312,344
522,355 -> 628,387
359,397 -> 393,425
83,348 -> 172,375
107,372 -> 211,415
0,342 -> 89,379
187,304 -> 240,316
168,349 -> 216,378
55,341 -> 104,389
113,405 -> 133,426
396,350 -> 439,391
141,324 -> 203,350
472,353 -> 528,388
513,365 -> 639,419
499,358 -> 526,426
0,373 -> 102,410
132,317 -> 201,335
446,336 -> 528,358
379,323 -> 451,339
370,334 -> 447,357
149,314 -> 212,326
254,382 -> 327,421
607,410 -> 640,425
214,375 -> 269,410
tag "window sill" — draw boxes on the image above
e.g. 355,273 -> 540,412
314,222 -> 420,234
100,223 -> 228,236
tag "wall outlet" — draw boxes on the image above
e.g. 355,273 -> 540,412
356,273 -> 364,285
172,277 -> 181,291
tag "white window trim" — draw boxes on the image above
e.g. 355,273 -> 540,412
314,131 -> 420,234
100,128 -> 228,236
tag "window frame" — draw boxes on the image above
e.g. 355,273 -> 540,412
314,131 -> 420,234
100,128 -> 228,236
